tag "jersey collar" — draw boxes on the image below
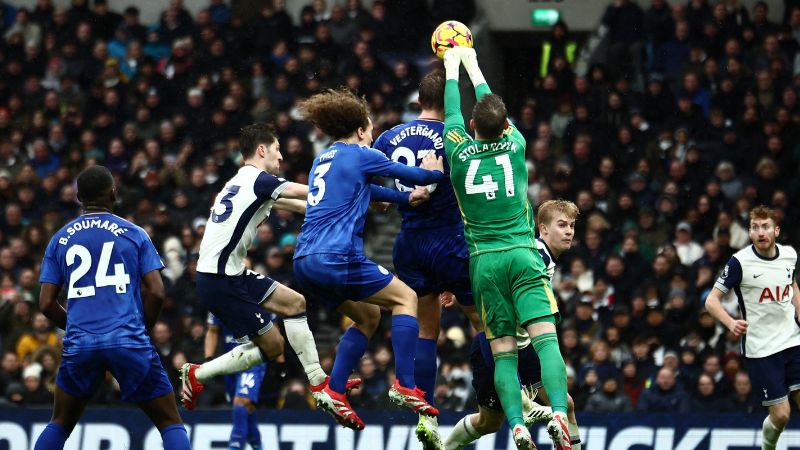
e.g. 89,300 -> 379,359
751,244 -> 779,261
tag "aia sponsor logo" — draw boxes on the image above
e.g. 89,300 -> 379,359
759,285 -> 792,303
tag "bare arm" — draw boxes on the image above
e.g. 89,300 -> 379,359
792,280 -> 800,323
278,182 -> 309,200
141,270 -> 165,331
274,197 -> 307,214
705,287 -> 748,336
39,283 -> 67,330
205,324 -> 220,360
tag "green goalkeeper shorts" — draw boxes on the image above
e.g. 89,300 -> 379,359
469,247 -> 560,340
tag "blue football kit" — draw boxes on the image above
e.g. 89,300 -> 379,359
373,119 -> 473,305
39,212 -> 171,403
293,141 -> 445,307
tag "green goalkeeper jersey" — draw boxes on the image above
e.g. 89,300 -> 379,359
444,79 -> 534,256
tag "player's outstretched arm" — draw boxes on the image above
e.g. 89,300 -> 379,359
443,47 -> 466,132
274,197 -> 307,214
39,283 -> 66,330
362,148 -> 444,186
460,47 -> 491,99
704,288 -> 748,336
278,182 -> 309,200
141,270 -> 166,331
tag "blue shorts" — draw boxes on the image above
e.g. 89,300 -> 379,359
746,346 -> 800,406
196,270 -> 278,341
393,225 -> 473,305
224,364 -> 266,403
57,347 -> 172,403
294,253 -> 394,309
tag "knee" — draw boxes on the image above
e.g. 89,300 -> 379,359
771,407 -> 791,429
359,307 -> 381,335
474,412 -> 503,434
233,397 -> 255,411
286,293 -> 307,317
262,332 -> 284,360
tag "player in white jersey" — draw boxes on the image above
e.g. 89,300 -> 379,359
705,206 -> 800,450
445,200 -> 581,450
180,124 -> 344,410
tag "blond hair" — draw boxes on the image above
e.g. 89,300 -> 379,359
537,199 -> 579,227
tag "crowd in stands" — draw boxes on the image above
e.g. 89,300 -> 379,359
0,0 -> 798,415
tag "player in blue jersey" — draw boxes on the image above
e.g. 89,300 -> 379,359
180,124 -> 350,412
294,88 -> 444,430
206,313 -> 267,450
373,69 -> 487,449
34,166 -> 191,450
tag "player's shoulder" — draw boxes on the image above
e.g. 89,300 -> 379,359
777,243 -> 798,260
536,238 -> 553,262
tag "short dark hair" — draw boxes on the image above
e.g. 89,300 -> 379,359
239,123 -> 277,160
472,94 -> 507,139
418,69 -> 445,110
76,165 -> 114,204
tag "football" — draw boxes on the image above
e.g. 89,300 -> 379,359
431,20 -> 473,59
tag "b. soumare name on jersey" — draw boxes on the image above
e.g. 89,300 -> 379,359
58,218 -> 129,245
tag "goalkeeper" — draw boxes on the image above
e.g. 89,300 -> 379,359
440,46 -> 571,450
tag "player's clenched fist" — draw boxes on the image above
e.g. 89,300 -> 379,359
728,319 -> 748,336
408,187 -> 430,207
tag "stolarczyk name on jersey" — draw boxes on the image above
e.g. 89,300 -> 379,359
57,218 -> 129,245
389,124 -> 443,149
457,141 -> 518,161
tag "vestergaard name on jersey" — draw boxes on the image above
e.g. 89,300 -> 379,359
389,125 -> 444,150
58,218 -> 129,245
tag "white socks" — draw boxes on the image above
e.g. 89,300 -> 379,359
569,420 -> 582,450
284,315 -> 327,386
195,342 -> 264,383
762,416 -> 782,450
444,414 -> 481,450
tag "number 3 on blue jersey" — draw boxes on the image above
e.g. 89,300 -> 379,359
308,163 -> 331,206
212,185 -> 241,223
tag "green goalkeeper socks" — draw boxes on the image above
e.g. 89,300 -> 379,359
493,351 -> 525,429
531,332 -> 568,415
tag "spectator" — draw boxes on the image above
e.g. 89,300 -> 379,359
15,312 -> 57,361
21,362 -> 52,405
725,371 -> 760,413
585,376 -> 633,412
636,367 -> 691,412
674,221 -> 704,265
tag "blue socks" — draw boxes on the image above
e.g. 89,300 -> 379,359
415,338 -> 438,404
160,423 -> 191,450
477,332 -> 495,371
392,314 -> 420,389
330,327 -> 369,393
229,405 -> 248,449
34,423 -> 66,450
247,409 -> 261,448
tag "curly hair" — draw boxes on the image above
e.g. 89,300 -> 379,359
298,88 -> 369,140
